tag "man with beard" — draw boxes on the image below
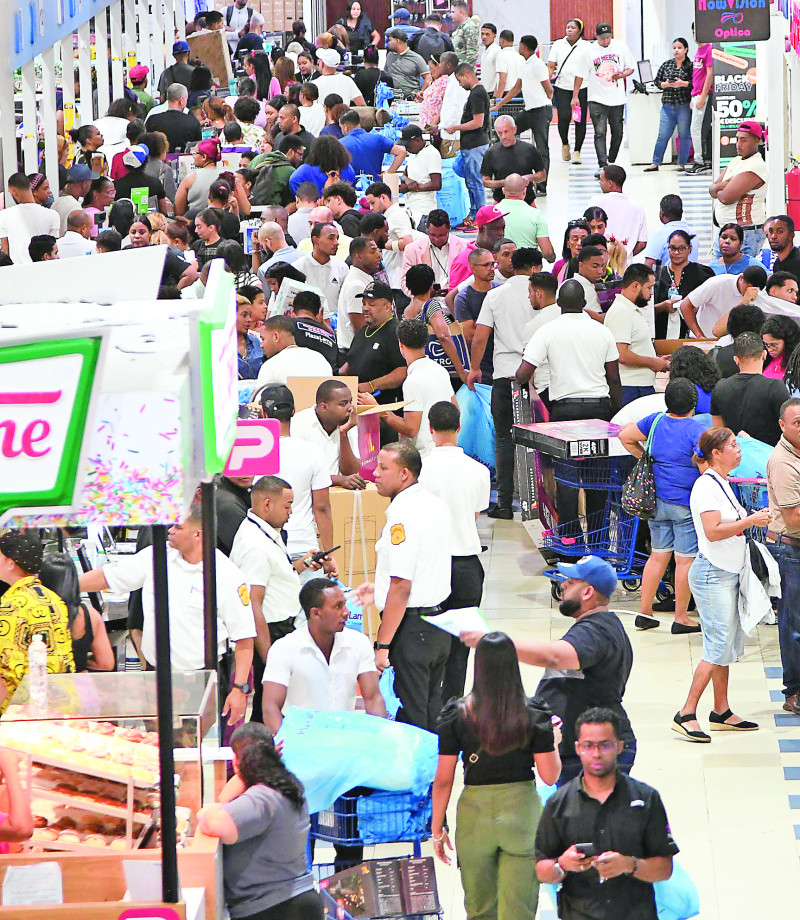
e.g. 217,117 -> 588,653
461,556 -> 635,785
603,263 -> 669,407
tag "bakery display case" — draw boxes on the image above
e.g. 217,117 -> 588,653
0,670 -> 218,855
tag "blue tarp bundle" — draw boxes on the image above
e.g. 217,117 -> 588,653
456,382 -> 495,471
355,790 -> 432,844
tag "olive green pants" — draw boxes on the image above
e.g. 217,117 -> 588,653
454,781 -> 542,920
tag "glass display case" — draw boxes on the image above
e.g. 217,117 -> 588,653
0,670 -> 218,855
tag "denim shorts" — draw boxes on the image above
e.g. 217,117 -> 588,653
649,498 -> 698,557
688,554 -> 744,665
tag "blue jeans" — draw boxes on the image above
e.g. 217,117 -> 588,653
768,541 -> 800,698
620,385 -> 655,406
652,103 -> 692,165
689,554 -> 743,665
460,144 -> 489,219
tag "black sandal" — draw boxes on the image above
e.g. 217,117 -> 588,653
708,709 -> 759,731
672,711 -> 710,743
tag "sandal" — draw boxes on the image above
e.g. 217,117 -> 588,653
708,709 -> 759,731
672,711 -> 710,743
643,164 -> 659,172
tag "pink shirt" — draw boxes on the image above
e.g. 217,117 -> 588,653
448,241 -> 477,289
692,44 -> 712,97
764,357 -> 786,380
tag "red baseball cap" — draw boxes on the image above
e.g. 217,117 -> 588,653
738,120 -> 764,140
475,205 -> 504,228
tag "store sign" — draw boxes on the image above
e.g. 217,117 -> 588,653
695,0 -> 770,43
224,420 -> 281,477
0,335 -> 104,523
712,42 -> 757,168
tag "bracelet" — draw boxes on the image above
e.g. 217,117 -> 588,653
628,856 -> 638,877
369,380 -> 375,393
431,831 -> 445,843
389,240 -> 400,253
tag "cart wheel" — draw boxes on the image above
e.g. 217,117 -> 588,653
655,583 -> 675,602
621,578 -> 641,593
550,581 -> 564,602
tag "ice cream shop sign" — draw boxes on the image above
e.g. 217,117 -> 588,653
695,0 -> 770,42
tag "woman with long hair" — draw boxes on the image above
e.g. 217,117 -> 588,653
273,55 -> 298,93
432,632 -> 561,920
82,177 -> 116,237
762,313 -> 800,382
236,293 -> 264,379
204,95 -> 236,130
710,223 -> 763,275
288,135 -> 355,195
198,723 -> 322,920
645,38 -> 694,171
108,198 -> 135,240
552,218 -> 590,283
653,230 -> 714,338
547,18 -> 590,164
39,553 -> 114,672
336,0 -> 379,54
188,65 -> 213,108
245,51 -> 281,100
673,428 -> 770,741
583,205 -> 608,237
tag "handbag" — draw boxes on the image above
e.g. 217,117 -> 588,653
621,413 -> 664,520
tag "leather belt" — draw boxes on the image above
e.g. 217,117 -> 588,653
406,605 -> 442,616
766,530 -> 800,548
552,397 -> 611,404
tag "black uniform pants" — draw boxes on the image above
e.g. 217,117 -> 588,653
390,609 -> 451,731
440,555 -> 485,705
491,377 -> 515,510
250,616 -> 295,724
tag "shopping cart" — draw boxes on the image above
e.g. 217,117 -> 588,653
730,476 -> 769,543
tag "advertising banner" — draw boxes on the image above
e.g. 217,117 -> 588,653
695,0 -> 770,44
712,42 -> 757,168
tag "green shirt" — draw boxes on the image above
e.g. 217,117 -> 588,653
498,198 -> 548,248
452,18 -> 480,66
133,88 -> 156,116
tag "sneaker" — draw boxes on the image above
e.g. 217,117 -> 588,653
571,151 -> 582,164
561,144 -> 571,161
686,162 -> 711,174
594,168 -> 603,178
455,217 -> 478,233
487,506 -> 514,520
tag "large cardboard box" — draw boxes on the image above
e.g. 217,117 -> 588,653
287,375 -> 358,412
655,338 -> 716,355
187,28 -> 233,86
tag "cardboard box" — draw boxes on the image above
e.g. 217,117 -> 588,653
187,28 -> 233,86
655,338 -> 716,355
287,375 -> 359,413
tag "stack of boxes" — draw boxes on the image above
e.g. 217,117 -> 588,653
213,0 -> 306,34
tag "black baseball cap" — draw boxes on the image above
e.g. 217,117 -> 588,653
400,125 -> 424,143
357,281 -> 394,302
258,384 -> 294,417
595,22 -> 612,36
0,531 -> 44,575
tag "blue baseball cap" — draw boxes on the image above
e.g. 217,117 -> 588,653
65,163 -> 99,183
557,556 -> 617,598
392,7 -> 411,19
173,40 -> 190,53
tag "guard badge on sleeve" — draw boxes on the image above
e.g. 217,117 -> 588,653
238,584 -> 251,605
391,524 -> 406,545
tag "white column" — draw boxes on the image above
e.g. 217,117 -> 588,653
174,0 -> 187,41
134,0 -> 148,73
77,19 -> 94,123
20,60 -> 38,173
60,35 -> 77,134
110,0 -> 125,99
151,0 -> 167,84
41,45 -> 60,204
96,12 -> 112,115
760,10 -> 786,216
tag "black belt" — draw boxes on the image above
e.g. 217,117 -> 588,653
406,605 -> 441,616
766,530 -> 800,548
553,397 -> 611,404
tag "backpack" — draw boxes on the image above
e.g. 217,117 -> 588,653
226,4 -> 253,27
249,163 -> 280,205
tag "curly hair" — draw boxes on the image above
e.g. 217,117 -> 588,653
763,314 -> 800,383
669,345 -> 720,393
306,135 -> 352,173
231,725 -> 306,812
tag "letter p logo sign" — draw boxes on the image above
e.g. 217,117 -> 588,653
224,420 -> 281,477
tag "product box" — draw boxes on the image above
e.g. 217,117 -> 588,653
287,375 -> 358,412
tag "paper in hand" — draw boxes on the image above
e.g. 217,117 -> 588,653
422,607 -> 490,638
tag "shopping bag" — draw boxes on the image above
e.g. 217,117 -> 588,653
437,158 -> 469,227
425,320 -> 470,375
379,666 -> 401,719
452,151 -> 465,178
455,382 -> 495,471
654,861 -> 700,920
621,413 -> 664,520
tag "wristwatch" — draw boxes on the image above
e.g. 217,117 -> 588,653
374,641 -> 391,651
233,682 -> 251,694
553,861 -> 566,881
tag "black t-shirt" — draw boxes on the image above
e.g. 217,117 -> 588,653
292,317 -> 338,370
113,167 -> 166,204
437,697 -> 554,785
145,110 -> 202,152
536,610 -> 635,754
219,210 -> 241,240
535,772 -> 679,920
710,372 -> 790,446
345,318 -> 405,403
460,84 -> 491,150
338,208 -> 363,239
480,140 -> 544,204
714,343 -> 738,379
273,128 -> 315,153
215,475 -> 250,556
454,284 -> 495,382
774,247 -> 800,280
353,68 -> 394,108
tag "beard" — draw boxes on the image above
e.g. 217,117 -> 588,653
559,598 -> 581,618
634,295 -> 649,309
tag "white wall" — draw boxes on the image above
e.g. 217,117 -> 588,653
473,0 -> 549,49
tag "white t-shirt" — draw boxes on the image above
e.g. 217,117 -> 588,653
495,46 -> 524,95
685,274 -> 741,338
225,4 -> 265,51
611,392 -> 666,427
404,145 -> 443,222
585,39 -> 635,106
522,301 -> 560,393
714,153 -> 768,227
57,230 -> 97,259
690,470 -> 746,573
256,345 -> 333,385
572,272 -> 602,315
295,253 -> 349,319
603,293 -> 656,386
419,445 -> 490,556
277,435 -> 332,552
287,206 -> 315,244
521,54 -> 551,110
312,73 -> 364,105
291,406 -> 359,475
103,546 -> 255,670
299,102 -> 325,136
586,191 -> 648,259
337,264 -> 373,348
229,512 -> 302,623
440,74 -> 469,140
263,624 -> 376,712
547,37 -> 591,91
374,482 -> 452,610
476,275 -> 536,378
402,356 -> 454,457
523,311 -> 619,402
384,202 -> 417,288
0,203 -> 60,264
52,195 -> 82,236
480,42 -> 501,94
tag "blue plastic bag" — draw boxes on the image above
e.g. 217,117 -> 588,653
437,158 -> 469,227
456,382 -> 495,471
276,707 -> 439,813
379,666 -> 401,719
355,790 -> 432,844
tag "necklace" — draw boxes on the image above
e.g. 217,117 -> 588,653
364,319 -> 390,338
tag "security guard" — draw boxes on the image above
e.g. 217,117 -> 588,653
356,442 -> 452,731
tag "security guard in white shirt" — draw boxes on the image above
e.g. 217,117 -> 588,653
355,442 -> 452,730
419,401 -> 491,701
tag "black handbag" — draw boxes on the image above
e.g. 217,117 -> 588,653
621,413 -> 664,520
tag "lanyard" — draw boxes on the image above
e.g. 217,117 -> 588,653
246,512 -> 293,566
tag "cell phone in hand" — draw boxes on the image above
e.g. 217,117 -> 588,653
575,843 -> 597,857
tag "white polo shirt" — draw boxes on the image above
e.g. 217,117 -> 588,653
295,253 -> 349,319
337,264 -> 373,348
291,406 -> 360,475
374,482 -> 452,611
476,274 -> 536,378
573,272 -> 602,315
521,54 -> 550,110
404,145 -> 443,223
402,356 -> 454,457
419,445 -> 490,556
262,624 -> 376,712
256,345 -> 333,384
480,42 -> 501,94
496,46 -> 524,94
523,311 -> 619,402
103,546 -> 256,670
230,512 -> 302,624
522,302 -> 560,393
603,293 -> 657,387
277,435 -> 332,553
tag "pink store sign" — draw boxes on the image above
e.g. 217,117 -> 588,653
224,419 -> 281,477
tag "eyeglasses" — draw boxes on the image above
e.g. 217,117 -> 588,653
475,261 -> 496,269
668,244 -> 689,252
577,741 -> 618,753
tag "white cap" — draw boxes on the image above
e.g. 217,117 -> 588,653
316,48 -> 341,68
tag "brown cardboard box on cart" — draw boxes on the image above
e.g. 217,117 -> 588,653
287,375 -> 358,412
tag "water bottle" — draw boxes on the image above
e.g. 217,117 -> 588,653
28,634 -> 47,715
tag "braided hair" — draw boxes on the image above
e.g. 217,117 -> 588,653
231,723 -> 306,812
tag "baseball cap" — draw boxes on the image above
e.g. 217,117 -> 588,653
121,143 -> 150,169
0,531 -> 44,575
738,120 -> 764,140
357,281 -> 394,302
258,384 -> 294,417
392,7 -> 411,19
400,124 -> 424,143
595,22 -> 612,36
66,163 -> 99,183
391,29 -> 408,42
172,40 -> 190,54
557,556 -> 617,599
129,64 -> 149,82
475,204 -> 504,228
316,48 -> 341,68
